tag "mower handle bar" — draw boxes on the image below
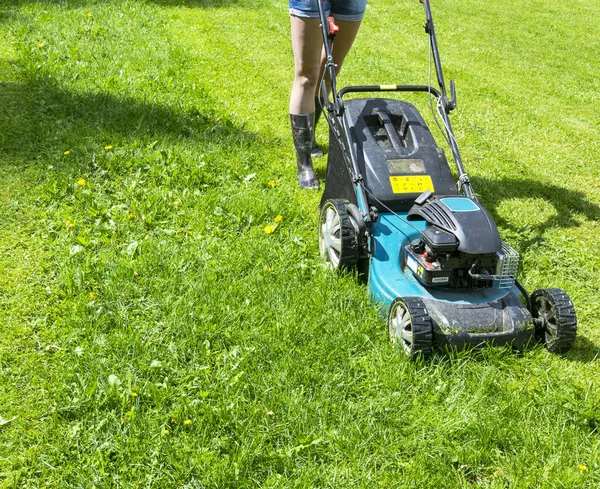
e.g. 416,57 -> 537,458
338,84 -> 442,100
317,0 -> 474,200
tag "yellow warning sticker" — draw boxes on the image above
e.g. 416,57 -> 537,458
389,175 -> 435,194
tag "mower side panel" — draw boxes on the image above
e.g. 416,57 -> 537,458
369,213 -> 535,349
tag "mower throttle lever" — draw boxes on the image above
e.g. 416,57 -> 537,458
328,16 -> 339,39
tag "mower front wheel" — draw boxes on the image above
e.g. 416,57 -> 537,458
530,288 -> 577,353
388,297 -> 433,358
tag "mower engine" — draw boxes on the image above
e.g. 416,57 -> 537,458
404,192 -> 519,289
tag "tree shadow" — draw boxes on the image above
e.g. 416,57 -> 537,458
0,65 -> 261,168
1,0 -> 247,9
146,0 -> 245,7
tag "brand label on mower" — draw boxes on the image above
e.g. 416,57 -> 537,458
389,175 -> 434,194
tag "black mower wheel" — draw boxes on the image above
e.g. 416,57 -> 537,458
388,297 -> 433,358
530,288 -> 577,353
319,199 -> 359,270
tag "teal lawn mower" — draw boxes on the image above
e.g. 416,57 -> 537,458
316,0 -> 577,357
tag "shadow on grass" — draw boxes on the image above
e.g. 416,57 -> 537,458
0,74 -> 261,167
564,335 -> 600,364
146,0 -> 245,7
1,0 -> 247,10
468,175 -> 599,245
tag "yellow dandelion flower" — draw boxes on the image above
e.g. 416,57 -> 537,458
183,419 -> 191,425
162,429 -> 169,435
89,291 -> 97,299
131,392 -> 138,397
268,180 -> 275,187
64,150 -> 71,155
264,225 -> 275,235
104,145 -> 113,150
275,215 -> 283,223
39,43 -> 45,48
171,418 -> 176,423
87,13 -> 93,18
77,178 -> 86,186
265,267 -> 273,272
579,465 -> 587,471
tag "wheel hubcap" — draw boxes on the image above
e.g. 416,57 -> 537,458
536,297 -> 558,343
389,303 -> 413,355
320,206 -> 342,268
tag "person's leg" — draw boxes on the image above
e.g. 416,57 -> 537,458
289,15 -> 322,115
312,18 -> 363,156
289,14 -> 323,189
330,19 -> 362,75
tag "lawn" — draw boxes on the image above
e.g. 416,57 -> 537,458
0,0 -> 598,487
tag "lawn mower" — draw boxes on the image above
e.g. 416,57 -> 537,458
316,0 -> 577,356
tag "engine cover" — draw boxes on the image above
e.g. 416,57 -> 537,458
407,194 -> 502,255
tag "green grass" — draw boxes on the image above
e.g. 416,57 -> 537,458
1,0 -> 599,487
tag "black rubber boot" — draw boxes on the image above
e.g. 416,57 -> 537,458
311,98 -> 324,158
290,113 -> 320,190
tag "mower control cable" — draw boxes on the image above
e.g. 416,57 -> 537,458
360,185 -> 425,236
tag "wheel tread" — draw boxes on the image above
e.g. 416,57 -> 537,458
389,297 -> 433,357
531,288 -> 577,353
319,199 -> 359,270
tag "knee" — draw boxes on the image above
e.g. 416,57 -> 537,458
294,72 -> 320,92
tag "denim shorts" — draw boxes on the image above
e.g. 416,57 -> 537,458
289,0 -> 367,22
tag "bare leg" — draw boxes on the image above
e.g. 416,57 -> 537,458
319,19 -> 363,96
289,15 -> 323,115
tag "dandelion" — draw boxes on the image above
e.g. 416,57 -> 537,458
264,225 -> 275,235
268,180 -> 275,187
64,150 -> 71,155
89,291 -> 97,299
104,145 -> 113,150
77,178 -> 86,186
183,419 -> 191,425
87,13 -> 93,18
579,465 -> 587,471
162,429 -> 169,435
171,418 -> 176,423
131,392 -> 138,397
265,267 -> 273,272
39,43 -> 45,48
275,215 -> 283,223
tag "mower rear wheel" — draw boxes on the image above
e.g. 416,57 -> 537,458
319,199 -> 359,270
388,297 -> 433,358
531,288 -> 577,353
